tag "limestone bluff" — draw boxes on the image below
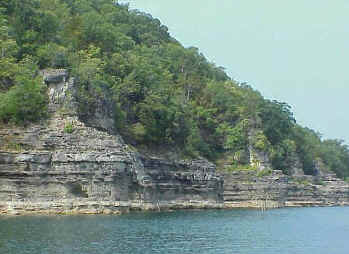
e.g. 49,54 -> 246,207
0,70 -> 348,215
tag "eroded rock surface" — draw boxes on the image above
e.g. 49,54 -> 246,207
0,70 -> 223,215
0,69 -> 348,214
223,170 -> 349,209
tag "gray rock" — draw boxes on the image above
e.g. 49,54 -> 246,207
41,69 -> 69,83
223,170 -> 349,208
0,69 -> 348,214
0,70 -> 223,214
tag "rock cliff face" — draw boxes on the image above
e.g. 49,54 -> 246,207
223,170 -> 349,208
0,69 -> 348,215
0,70 -> 223,215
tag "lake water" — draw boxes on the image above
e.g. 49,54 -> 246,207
1,207 -> 349,254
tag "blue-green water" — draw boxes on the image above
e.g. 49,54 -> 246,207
1,207 -> 349,254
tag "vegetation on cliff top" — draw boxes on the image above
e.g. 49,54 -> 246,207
0,0 -> 348,178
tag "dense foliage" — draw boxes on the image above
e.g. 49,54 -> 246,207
1,0 -> 348,178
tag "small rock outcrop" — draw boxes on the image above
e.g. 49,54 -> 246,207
41,69 -> 69,84
247,127 -> 272,171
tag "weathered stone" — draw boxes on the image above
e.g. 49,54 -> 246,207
223,170 -> 349,208
0,70 -> 223,214
41,69 -> 69,84
0,69 -> 348,215
247,127 -> 272,171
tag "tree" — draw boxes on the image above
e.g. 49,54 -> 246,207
320,139 -> 349,178
0,76 -> 47,124
260,100 -> 296,145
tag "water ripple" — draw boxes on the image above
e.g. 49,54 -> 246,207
1,207 -> 349,254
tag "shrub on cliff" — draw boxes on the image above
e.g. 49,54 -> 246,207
0,76 -> 48,125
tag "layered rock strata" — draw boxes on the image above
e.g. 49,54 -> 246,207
0,114 -> 223,215
0,69 -> 348,215
223,170 -> 349,209
0,70 -> 223,215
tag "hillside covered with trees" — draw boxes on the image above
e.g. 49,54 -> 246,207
0,0 -> 348,179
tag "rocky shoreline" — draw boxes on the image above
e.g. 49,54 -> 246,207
1,169 -> 348,215
0,200 -> 225,215
223,170 -> 349,209
1,69 -> 349,215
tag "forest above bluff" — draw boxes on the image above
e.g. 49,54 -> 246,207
0,0 -> 348,179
